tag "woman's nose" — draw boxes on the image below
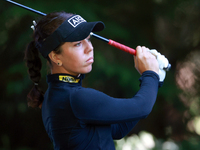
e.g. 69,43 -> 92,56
84,40 -> 93,53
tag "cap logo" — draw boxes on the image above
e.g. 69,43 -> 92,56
68,15 -> 86,28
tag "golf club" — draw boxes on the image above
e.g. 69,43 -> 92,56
5,0 -> 171,71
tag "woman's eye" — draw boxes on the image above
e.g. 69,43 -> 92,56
74,42 -> 81,47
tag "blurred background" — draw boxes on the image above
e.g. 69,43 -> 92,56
1,0 -> 200,149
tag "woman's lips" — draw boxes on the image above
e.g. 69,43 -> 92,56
86,57 -> 94,63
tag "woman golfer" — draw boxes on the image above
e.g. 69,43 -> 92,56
25,11 -> 161,150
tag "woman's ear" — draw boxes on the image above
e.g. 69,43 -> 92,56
48,51 -> 62,66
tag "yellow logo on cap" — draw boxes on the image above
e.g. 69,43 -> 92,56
59,75 -> 80,83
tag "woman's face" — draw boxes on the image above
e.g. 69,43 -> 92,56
55,35 -> 94,76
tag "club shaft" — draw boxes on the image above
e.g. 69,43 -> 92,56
7,0 -> 137,56
6,0 -> 136,55
6,0 -> 46,16
90,32 -> 109,43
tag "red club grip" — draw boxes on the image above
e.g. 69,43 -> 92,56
108,39 -> 136,55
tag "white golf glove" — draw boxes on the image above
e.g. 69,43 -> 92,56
148,49 -> 170,82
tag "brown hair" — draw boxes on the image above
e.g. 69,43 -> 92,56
24,12 -> 73,108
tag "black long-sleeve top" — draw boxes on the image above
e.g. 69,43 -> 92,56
42,71 -> 160,150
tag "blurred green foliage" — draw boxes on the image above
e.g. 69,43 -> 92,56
1,0 -> 200,149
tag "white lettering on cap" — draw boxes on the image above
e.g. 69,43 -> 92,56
68,15 -> 86,28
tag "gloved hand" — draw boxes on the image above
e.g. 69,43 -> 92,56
148,49 -> 169,82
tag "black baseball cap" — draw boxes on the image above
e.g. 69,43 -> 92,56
38,15 -> 105,58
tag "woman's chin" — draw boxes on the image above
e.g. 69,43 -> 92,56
82,66 -> 93,74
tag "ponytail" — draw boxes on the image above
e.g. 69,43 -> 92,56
24,12 -> 74,108
25,41 -> 44,108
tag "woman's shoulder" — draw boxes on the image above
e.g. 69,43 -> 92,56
70,87 -> 97,98
70,86 -> 111,107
